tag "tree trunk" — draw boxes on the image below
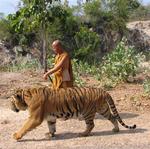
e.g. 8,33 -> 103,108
41,24 -> 47,72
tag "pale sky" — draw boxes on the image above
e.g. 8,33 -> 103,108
0,0 -> 149,15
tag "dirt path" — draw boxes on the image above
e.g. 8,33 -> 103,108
0,106 -> 150,149
0,72 -> 150,149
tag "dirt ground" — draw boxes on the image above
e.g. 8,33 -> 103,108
0,70 -> 150,149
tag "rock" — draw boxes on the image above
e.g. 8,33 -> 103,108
127,76 -> 135,83
12,46 -> 28,57
126,21 -> 150,52
94,21 -> 150,54
0,43 -> 15,66
126,28 -> 150,51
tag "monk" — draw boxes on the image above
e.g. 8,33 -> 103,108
43,40 -> 74,89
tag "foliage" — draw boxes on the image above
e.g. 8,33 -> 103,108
72,59 -> 86,86
2,0 -> 141,62
83,0 -> 102,25
74,26 -> 100,60
47,6 -> 79,52
83,0 -> 140,27
0,15 -> 24,47
8,0 -> 64,33
8,0 -> 68,71
0,58 -> 40,72
99,41 -> 143,86
143,78 -> 150,97
78,0 -> 140,56
110,0 -> 140,20
129,4 -> 150,21
72,59 -> 102,86
47,55 -> 55,67
0,16 -> 11,40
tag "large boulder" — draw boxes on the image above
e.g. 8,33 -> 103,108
126,21 -> 150,51
95,20 -> 150,53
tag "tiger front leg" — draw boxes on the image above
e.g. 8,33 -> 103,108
13,117 -> 43,140
45,115 -> 56,139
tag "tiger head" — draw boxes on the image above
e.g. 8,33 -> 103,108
10,88 -> 28,112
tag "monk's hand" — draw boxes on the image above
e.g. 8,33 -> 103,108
43,73 -> 48,80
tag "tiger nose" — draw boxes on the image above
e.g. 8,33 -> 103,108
15,108 -> 19,112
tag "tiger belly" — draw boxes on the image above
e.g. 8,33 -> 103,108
48,112 -> 84,121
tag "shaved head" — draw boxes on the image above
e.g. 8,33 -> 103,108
51,40 -> 63,54
52,40 -> 62,47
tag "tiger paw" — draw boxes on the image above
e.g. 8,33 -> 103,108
13,132 -> 22,140
45,132 -> 55,139
112,128 -> 119,133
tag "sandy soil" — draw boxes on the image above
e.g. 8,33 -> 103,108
0,70 -> 150,149
1,106 -> 150,149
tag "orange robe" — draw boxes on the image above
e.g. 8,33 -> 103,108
52,52 -> 73,89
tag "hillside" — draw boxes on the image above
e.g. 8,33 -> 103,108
127,20 -> 150,36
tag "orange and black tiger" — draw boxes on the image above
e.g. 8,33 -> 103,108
10,86 -> 136,140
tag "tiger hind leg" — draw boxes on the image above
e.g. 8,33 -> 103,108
78,114 -> 95,137
45,115 -> 56,139
108,114 -> 119,132
99,106 -> 119,132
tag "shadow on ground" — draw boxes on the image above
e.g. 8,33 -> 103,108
18,128 -> 147,142
95,112 -> 139,120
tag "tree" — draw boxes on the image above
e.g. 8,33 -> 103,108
74,26 -> 100,60
8,0 -> 67,72
0,14 -> 12,42
64,0 -> 69,7
0,13 -> 5,19
130,3 -> 150,20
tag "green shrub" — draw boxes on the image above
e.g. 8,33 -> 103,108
72,59 -> 102,86
143,78 -> 150,97
72,59 -> 86,87
74,26 -> 100,60
1,58 -> 40,72
99,41 -> 143,86
47,55 -> 55,68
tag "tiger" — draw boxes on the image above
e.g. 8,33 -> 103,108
10,86 -> 136,140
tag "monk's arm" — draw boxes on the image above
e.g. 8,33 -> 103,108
46,55 -> 68,75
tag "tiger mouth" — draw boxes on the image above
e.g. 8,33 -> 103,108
11,104 -> 20,113
11,103 -> 20,112
10,97 -> 20,113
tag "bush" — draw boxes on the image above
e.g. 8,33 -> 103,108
72,59 -> 103,86
143,78 -> 150,97
74,26 -> 100,60
1,57 -> 40,72
72,59 -> 86,86
99,41 -> 144,86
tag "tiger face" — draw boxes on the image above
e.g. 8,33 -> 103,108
10,89 -> 28,112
